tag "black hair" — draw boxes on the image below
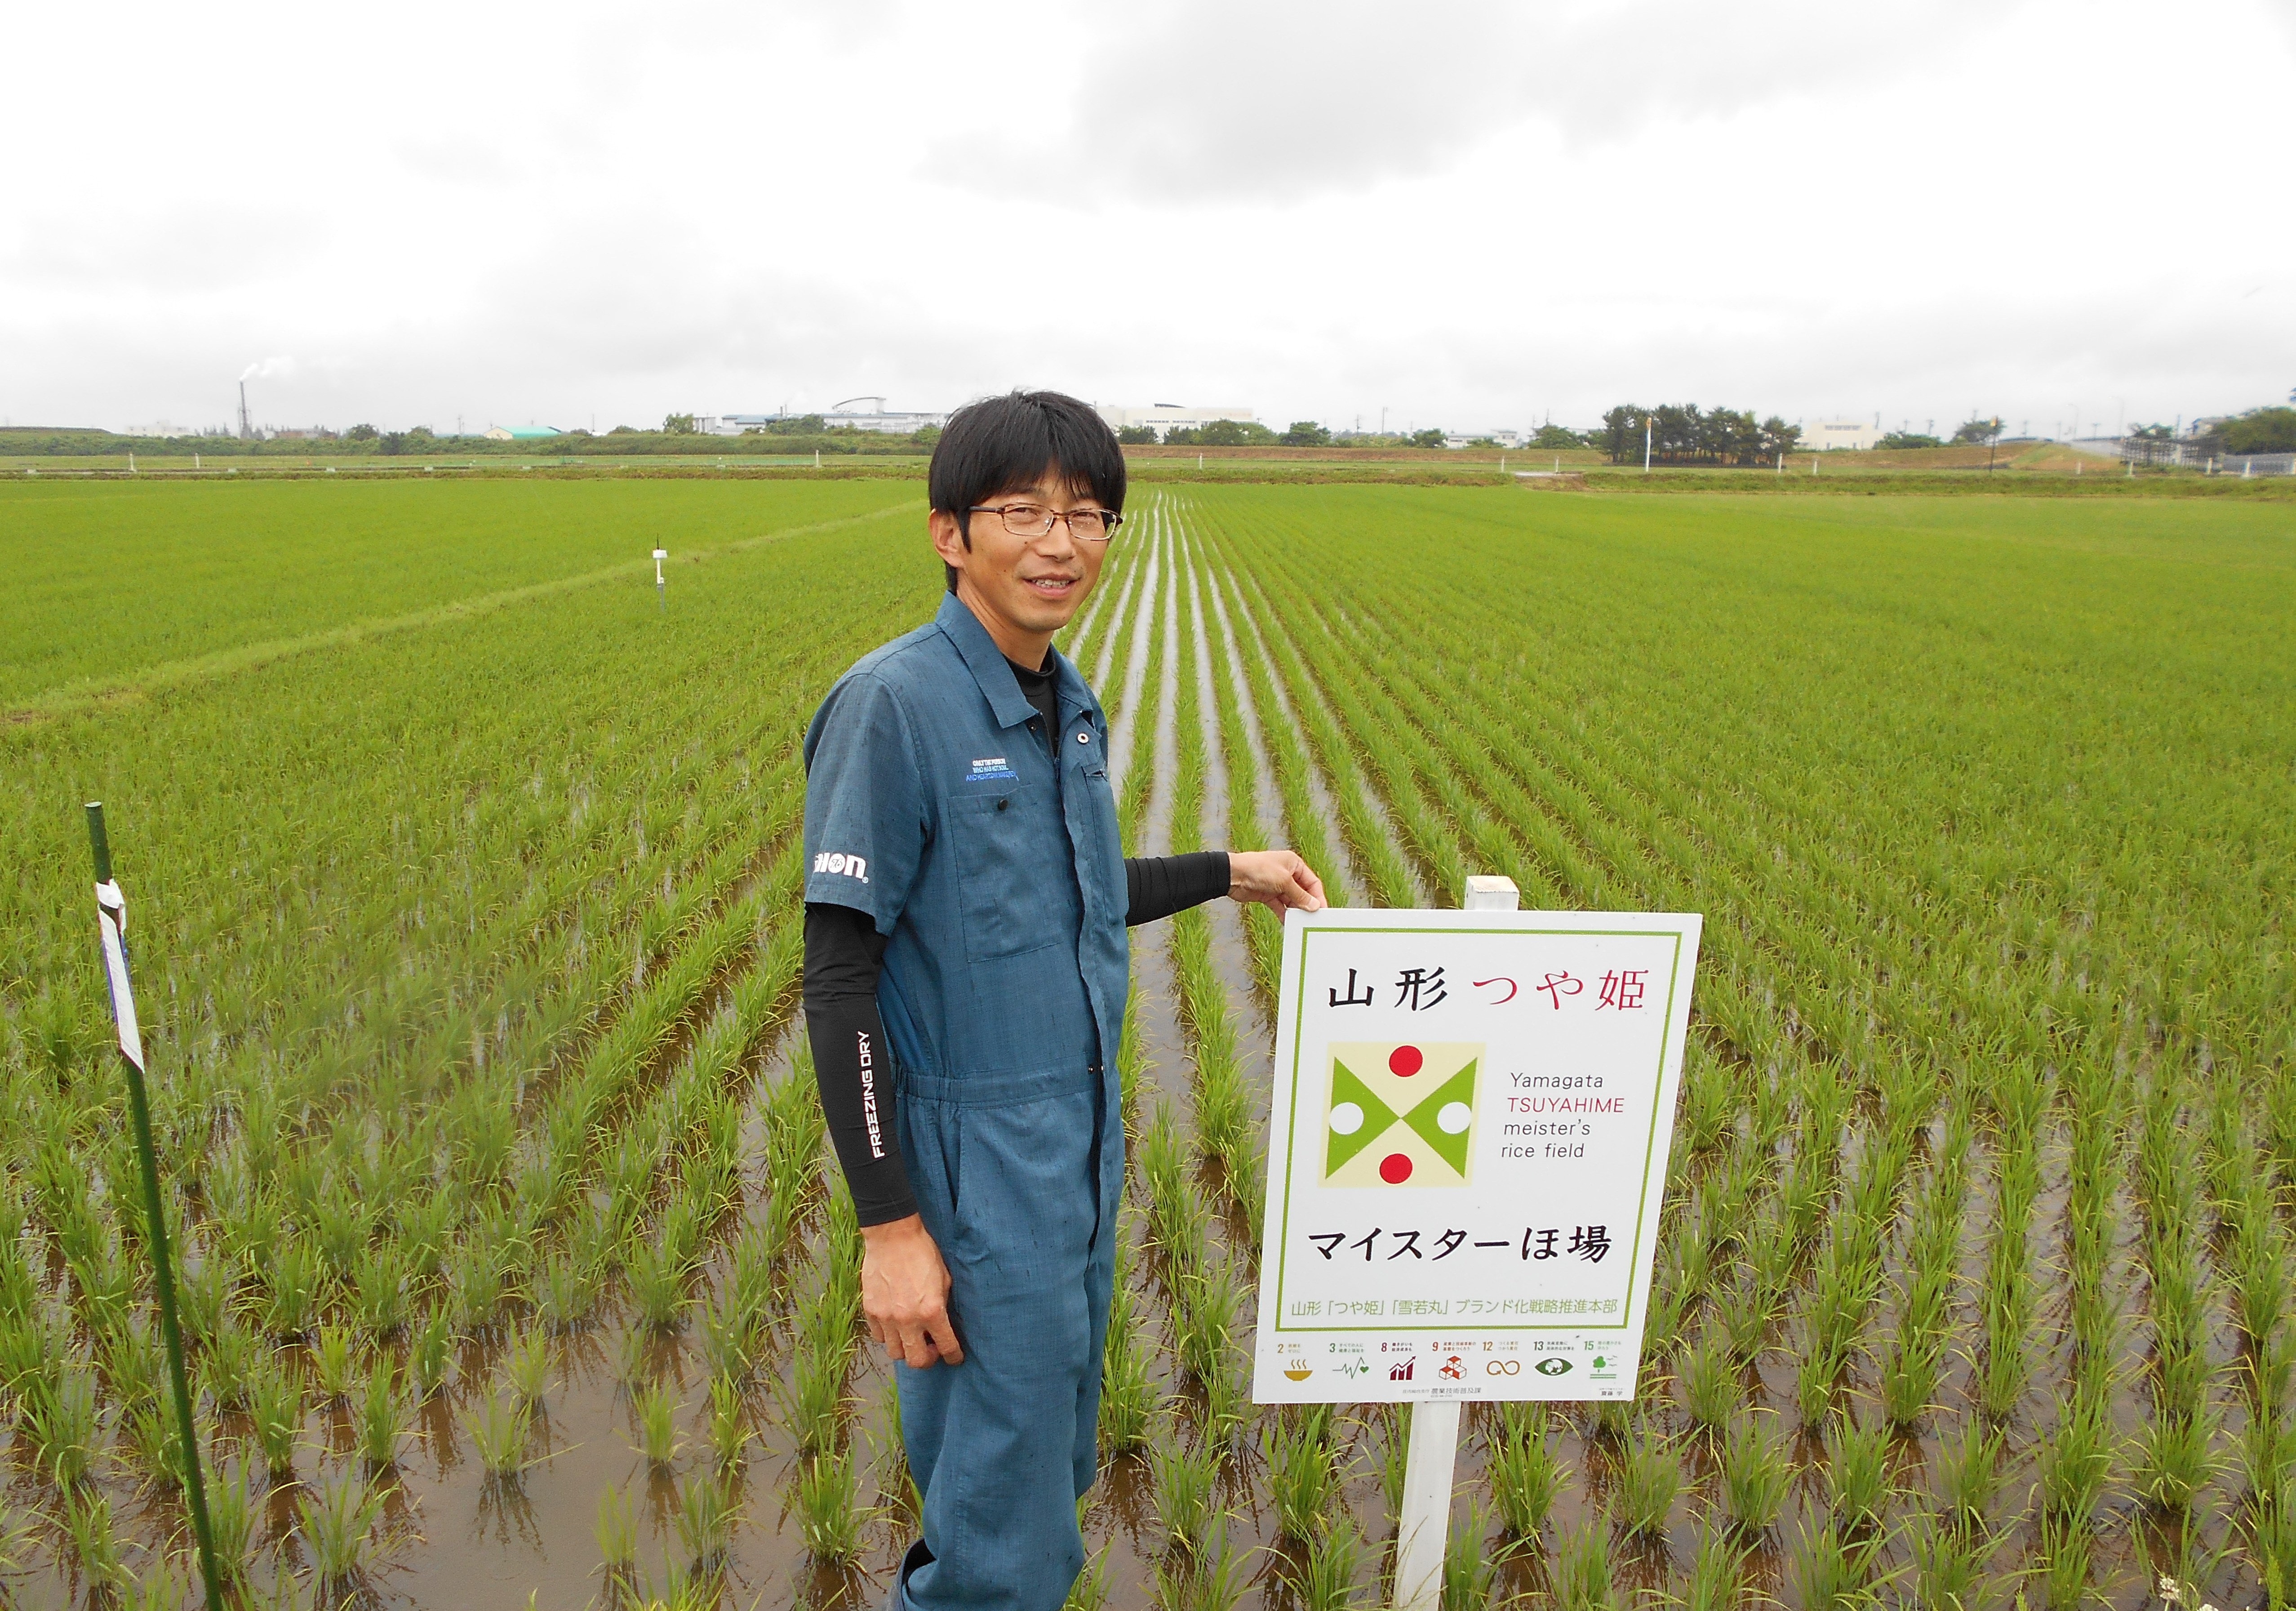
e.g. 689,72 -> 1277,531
928,390 -> 1126,592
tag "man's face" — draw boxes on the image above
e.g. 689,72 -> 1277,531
929,474 -> 1112,651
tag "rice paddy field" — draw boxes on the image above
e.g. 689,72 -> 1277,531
0,476 -> 2291,1610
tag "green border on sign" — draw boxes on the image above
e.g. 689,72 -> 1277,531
1271,925 -> 1688,1335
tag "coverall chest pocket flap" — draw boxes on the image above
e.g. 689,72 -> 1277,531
946,783 -> 1074,961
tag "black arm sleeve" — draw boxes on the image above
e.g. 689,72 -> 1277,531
1124,852 -> 1231,927
803,901 -> 918,1226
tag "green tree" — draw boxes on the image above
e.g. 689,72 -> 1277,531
1759,417 -> 1801,458
1950,416 -> 2003,445
2127,422 -> 2175,441
2222,407 -> 2296,454
1599,406 -> 1647,465
1409,428 -> 1446,449
1877,431 -> 1943,450
1201,418 -> 1277,446
1280,420 -> 1332,447
1529,423 -> 1581,449
1115,425 -> 1159,445
344,423 -> 378,441
662,414 -> 697,434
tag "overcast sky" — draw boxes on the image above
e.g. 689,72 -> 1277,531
5,0 -> 2290,437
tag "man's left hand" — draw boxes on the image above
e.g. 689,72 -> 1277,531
1229,849 -> 1327,915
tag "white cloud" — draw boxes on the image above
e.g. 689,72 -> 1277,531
0,0 -> 2288,435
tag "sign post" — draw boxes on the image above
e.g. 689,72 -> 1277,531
1250,878 -> 1701,1611
87,805 -> 225,1611
653,547 -> 668,608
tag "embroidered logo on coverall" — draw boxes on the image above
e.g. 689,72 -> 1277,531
968,757 -> 1019,782
1324,1042 -> 1480,1187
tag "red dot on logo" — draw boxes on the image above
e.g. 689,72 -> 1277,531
1379,1153 -> 1413,1184
1389,1045 -> 1424,1077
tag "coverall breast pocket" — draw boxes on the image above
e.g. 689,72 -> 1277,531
947,784 -> 1067,961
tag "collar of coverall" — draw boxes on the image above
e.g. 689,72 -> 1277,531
934,591 -> 1095,733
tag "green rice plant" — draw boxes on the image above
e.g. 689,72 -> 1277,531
1786,1518 -> 1882,1611
1549,1514 -> 1620,1611
355,1353 -> 408,1470
1172,1255 -> 1242,1391
705,1371 -> 747,1470
1930,1416 -> 2004,1532
775,1335 -> 849,1456
1717,1408 -> 1791,1533
696,1282 -> 757,1383
625,1237 -> 688,1334
21,1367 -> 102,1487
1876,1324 -> 1944,1432
1795,1332 -> 1849,1424
1294,1516 -> 1364,1611
408,1305 -> 454,1398
504,1321 -> 552,1409
1066,1539 -> 1112,1611
1439,1499 -> 1503,1611
446,1233 -> 506,1335
1610,1420 -> 1682,1539
124,1395 -> 188,1490
178,1253 -> 234,1345
248,1353 -> 306,1476
350,1239 -> 410,1338
260,1237 -> 321,1339
1153,1515 -> 1249,1611
1901,1505 -> 1997,1611
120,1563 -> 196,1611
613,1323 -> 653,1391
532,1252 -> 594,1334
297,1469 -> 391,1599
2132,1405 -> 2219,1515
1824,1410 -> 1891,1532
1149,1427 -> 1221,1555
1975,1322 -> 2029,1424
595,1481 -> 639,1582
1097,1289 -> 1159,1454
61,1482 -> 126,1595
1487,1406 -> 1561,1536
463,1391 -> 534,1482
1265,1410 -> 1341,1543
795,1451 -> 869,1565
672,1465 -> 737,1569
632,1378 -> 683,1467
206,1457 -> 260,1588
2032,1510 -> 2092,1611
1680,1525 -> 1747,1611
311,1190 -> 371,1281
1678,1326 -> 1736,1436
311,1323 -> 357,1402
2036,1384 -> 2115,1523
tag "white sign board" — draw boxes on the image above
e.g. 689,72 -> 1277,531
1252,907 -> 1701,1404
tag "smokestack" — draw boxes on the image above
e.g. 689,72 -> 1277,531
238,381 -> 253,442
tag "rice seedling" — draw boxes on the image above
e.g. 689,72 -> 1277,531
1901,1505 -> 1997,1611
2036,1383 -> 2116,1523
1786,1517 -> 1882,1611
1265,1408 -> 1341,1544
1678,1326 -> 1736,1436
1931,1416 -> 2004,1532
61,1483 -> 127,1595
1549,1514 -> 1620,1611
1149,1427 -> 1222,1556
1098,1286 -> 1159,1454
705,1371 -> 748,1470
206,1457 -> 261,1589
355,1353 -> 408,1470
1717,1408 -> 1791,1533
595,1481 -> 639,1583
311,1322 -> 357,1402
1153,1516 -> 1249,1611
795,1451 -> 869,1564
1824,1410 -> 1892,1533
463,1390 -> 535,1482
504,1321 -> 552,1409
1486,1403 -> 1560,1537
1609,1420 -> 1683,1539
21,1367 -> 102,1487
408,1305 -> 454,1398
1067,1538 -> 1113,1611
297,1469 -> 391,1599
261,1237 -> 322,1339
1438,1498 -> 1503,1611
248,1353 -> 306,1476
632,1378 -> 684,1467
672,1465 -> 737,1569
2032,1510 -> 2092,1611
1293,1516 -> 1364,1611
350,1239 -> 411,1338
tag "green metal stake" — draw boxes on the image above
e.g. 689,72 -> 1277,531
86,803 -> 225,1611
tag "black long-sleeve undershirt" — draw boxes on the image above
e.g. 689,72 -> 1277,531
805,851 -> 1230,1225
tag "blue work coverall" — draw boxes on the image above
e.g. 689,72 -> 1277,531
802,592 -> 1129,1611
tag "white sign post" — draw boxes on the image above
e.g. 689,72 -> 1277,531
1250,879 -> 1701,1611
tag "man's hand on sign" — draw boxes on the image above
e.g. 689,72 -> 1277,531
1229,850 -> 1327,917
860,1214 -> 964,1368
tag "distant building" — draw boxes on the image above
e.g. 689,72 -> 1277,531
1096,404 -> 1256,441
125,419 -> 197,438
484,425 -> 562,441
1803,417 -> 1881,451
1443,430 -> 1523,449
705,406 -> 947,436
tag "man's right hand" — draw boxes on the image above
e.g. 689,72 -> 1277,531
861,1214 -> 964,1368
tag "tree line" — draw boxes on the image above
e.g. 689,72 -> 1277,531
1596,405 -> 1803,466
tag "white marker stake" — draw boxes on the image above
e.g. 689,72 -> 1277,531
1390,874 -> 1519,1611
653,548 -> 668,609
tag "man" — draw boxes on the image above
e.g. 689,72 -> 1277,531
802,390 -> 1324,1611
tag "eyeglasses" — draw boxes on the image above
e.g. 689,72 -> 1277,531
968,503 -> 1123,543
